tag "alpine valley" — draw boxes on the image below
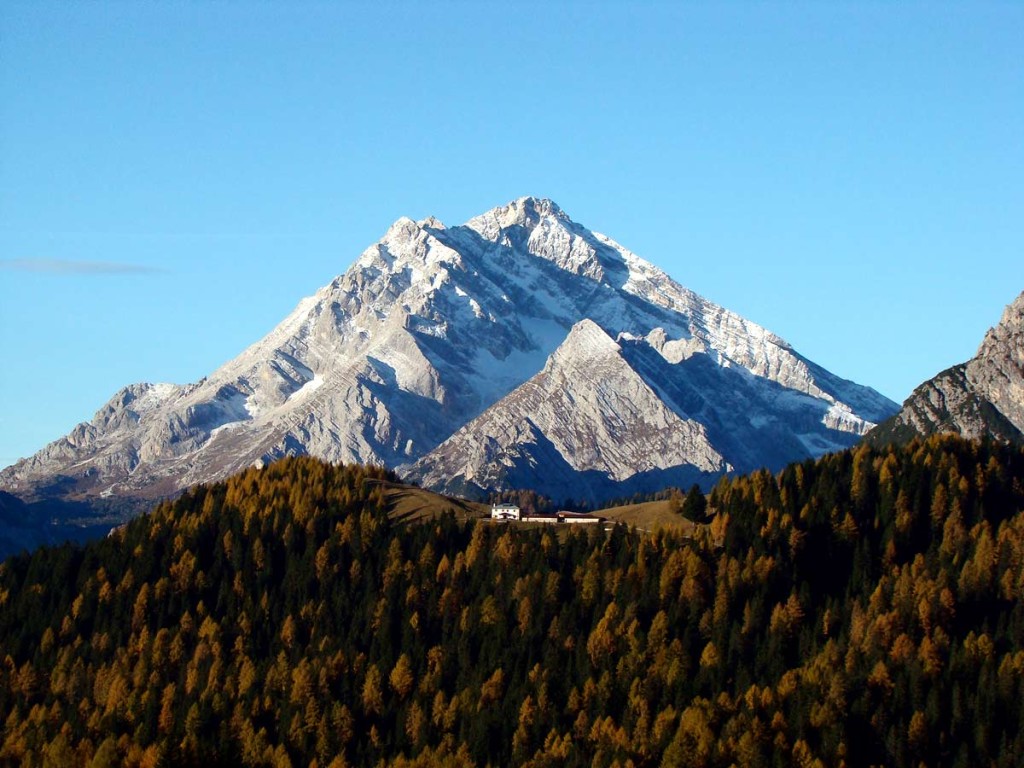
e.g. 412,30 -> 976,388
0,197 -> 897,543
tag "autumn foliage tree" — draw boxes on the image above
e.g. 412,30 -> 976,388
0,438 -> 1022,766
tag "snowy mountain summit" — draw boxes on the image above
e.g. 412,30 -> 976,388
1,196 -> 897,511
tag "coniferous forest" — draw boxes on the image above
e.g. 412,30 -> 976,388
0,436 -> 1023,767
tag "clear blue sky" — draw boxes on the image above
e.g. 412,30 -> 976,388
1,2 -> 1022,468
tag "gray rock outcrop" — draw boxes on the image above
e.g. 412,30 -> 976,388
867,292 -> 1024,446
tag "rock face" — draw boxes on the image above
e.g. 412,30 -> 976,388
866,292 -> 1024,446
1,197 -> 896,515
408,317 -> 890,503
408,320 -> 727,503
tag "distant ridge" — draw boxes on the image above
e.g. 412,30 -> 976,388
867,291 -> 1024,447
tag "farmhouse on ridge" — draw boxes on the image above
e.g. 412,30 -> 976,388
490,503 -> 521,521
490,503 -> 604,525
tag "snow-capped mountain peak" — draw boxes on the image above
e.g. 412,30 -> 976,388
1,197 -> 897,513
465,196 -> 567,237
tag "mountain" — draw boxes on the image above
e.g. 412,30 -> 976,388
866,291 -> 1024,446
0,196 -> 896,520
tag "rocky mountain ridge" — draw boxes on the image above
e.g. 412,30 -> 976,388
408,319 -> 727,502
1,197 -> 896,514
867,291 -> 1024,446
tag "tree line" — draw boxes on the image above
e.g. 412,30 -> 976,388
0,436 -> 1022,766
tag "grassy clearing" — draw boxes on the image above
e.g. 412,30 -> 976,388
596,499 -> 695,533
382,483 -> 489,524
380,480 -> 694,534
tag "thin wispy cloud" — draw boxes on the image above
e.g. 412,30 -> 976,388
0,258 -> 164,275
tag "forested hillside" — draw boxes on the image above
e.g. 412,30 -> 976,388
1,439 -> 1023,767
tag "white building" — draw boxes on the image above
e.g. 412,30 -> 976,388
491,503 -> 521,521
555,511 -> 603,525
